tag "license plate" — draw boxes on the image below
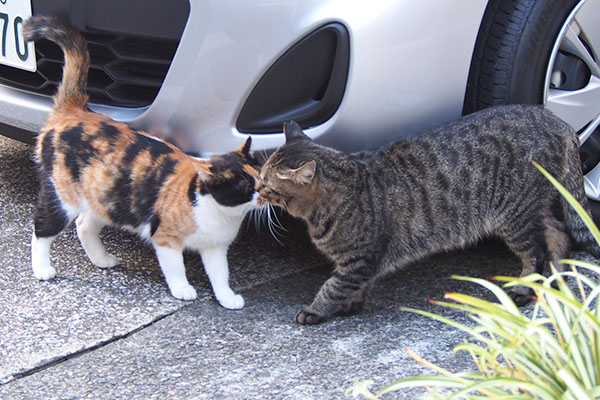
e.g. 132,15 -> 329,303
0,0 -> 36,72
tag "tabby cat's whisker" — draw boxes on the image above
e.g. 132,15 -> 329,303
259,149 -> 269,164
265,205 -> 285,245
267,204 -> 287,232
246,207 -> 258,230
248,207 -> 265,232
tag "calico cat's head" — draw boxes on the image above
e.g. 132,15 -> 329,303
257,121 -> 323,217
201,137 -> 261,213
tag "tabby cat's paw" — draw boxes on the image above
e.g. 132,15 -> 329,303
218,294 -> 245,310
170,284 -> 197,301
95,254 -> 120,269
507,286 -> 534,307
339,300 -> 365,316
293,307 -> 325,325
33,265 -> 56,281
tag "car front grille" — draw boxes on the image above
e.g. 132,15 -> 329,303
0,32 -> 179,108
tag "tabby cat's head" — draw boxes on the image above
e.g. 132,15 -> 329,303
202,137 -> 261,211
257,121 -> 321,217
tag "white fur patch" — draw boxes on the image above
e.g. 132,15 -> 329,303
31,234 -> 57,280
154,244 -> 197,301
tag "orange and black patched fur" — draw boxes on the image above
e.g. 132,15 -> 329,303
24,16 -> 260,309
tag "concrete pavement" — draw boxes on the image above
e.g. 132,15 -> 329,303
0,136 -> 525,399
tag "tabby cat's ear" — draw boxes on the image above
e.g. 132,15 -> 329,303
284,121 -> 310,143
277,160 -> 316,185
236,137 -> 252,155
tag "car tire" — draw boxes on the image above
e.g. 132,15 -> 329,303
463,0 -> 578,111
464,0 -> 600,205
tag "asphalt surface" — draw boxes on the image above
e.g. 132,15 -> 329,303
0,135 -> 528,399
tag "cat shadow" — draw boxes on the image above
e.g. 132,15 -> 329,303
0,135 -> 525,311
384,239 -> 522,308
230,206 -> 528,315
95,209 -> 325,295
266,237 -> 525,320
0,137 -> 37,205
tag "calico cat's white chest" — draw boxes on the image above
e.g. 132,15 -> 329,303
183,194 -> 250,250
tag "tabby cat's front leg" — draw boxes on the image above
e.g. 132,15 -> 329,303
295,261 -> 375,325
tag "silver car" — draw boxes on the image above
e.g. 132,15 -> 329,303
0,0 -> 599,200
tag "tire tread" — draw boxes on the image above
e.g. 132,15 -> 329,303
463,0 -> 576,114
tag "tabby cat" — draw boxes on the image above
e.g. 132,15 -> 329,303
258,107 -> 598,324
24,16 -> 260,309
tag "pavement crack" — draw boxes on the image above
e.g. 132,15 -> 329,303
1,305 -> 188,385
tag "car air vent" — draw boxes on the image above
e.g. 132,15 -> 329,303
0,32 -> 179,109
237,23 -> 350,134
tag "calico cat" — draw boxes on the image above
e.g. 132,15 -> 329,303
24,16 -> 260,309
257,107 -> 598,324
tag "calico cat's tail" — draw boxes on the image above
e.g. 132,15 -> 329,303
22,16 -> 89,110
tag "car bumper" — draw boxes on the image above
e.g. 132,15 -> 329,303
0,0 -> 487,154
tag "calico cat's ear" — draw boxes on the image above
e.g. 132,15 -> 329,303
236,137 -> 252,155
284,121 -> 310,143
194,161 -> 212,178
277,160 -> 316,185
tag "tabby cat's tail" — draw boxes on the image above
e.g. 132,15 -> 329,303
22,16 -> 89,110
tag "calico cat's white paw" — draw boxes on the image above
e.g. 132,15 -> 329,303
32,265 -> 56,281
170,284 -> 197,301
94,254 -> 120,269
218,294 -> 245,310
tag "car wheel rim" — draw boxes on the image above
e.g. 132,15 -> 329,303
544,0 -> 600,200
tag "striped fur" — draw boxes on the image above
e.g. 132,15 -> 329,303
258,106 -> 598,324
25,16 -> 260,309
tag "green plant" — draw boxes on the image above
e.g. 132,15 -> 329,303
348,163 -> 600,399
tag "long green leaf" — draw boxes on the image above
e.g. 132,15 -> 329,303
558,369 -> 594,400
378,375 -> 467,395
450,276 -> 522,316
364,166 -> 600,399
560,259 -> 600,275
533,161 -> 600,246
523,281 -> 600,328
446,376 -> 557,399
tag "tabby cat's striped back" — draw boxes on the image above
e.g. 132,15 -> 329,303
258,105 -> 596,324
